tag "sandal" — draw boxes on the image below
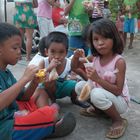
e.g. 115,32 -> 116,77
80,106 -> 98,117
106,118 -> 128,139
80,106 -> 109,118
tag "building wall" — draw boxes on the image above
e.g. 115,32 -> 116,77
0,0 -> 5,22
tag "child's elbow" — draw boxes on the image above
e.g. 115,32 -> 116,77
115,88 -> 123,96
0,103 -> 6,111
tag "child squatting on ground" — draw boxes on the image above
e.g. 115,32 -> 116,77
33,31 -> 90,108
72,19 -> 130,139
0,23 -> 76,140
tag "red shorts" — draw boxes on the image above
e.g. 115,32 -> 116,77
12,99 -> 58,140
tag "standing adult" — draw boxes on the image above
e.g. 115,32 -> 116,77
37,0 -> 59,39
64,0 -> 90,57
123,0 -> 140,49
14,0 -> 38,61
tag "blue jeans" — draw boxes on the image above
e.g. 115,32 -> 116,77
67,36 -> 89,57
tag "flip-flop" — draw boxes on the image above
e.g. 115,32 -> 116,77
47,112 -> 76,138
106,118 -> 128,139
80,107 -> 109,118
80,107 -> 98,117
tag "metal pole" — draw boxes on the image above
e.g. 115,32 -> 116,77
4,0 -> 7,22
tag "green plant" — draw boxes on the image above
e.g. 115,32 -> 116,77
109,0 -> 124,21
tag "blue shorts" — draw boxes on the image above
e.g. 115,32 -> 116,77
68,36 -> 89,57
123,18 -> 135,33
12,126 -> 54,140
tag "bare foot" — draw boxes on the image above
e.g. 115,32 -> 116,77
80,106 -> 108,118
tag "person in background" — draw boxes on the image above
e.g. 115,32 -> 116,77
116,9 -> 125,44
72,19 -> 130,139
14,0 -> 38,61
52,0 -> 68,34
103,0 -> 111,19
37,0 -> 59,38
64,0 -> 90,57
123,0 -> 140,49
28,36 -> 48,66
89,0 -> 104,23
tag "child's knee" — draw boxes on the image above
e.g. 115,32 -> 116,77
90,88 -> 102,103
75,81 -> 87,96
50,103 -> 60,121
90,88 -> 111,110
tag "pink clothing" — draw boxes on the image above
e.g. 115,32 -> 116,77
37,0 -> 52,19
93,55 -> 130,102
116,15 -> 124,32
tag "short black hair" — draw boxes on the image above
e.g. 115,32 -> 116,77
0,22 -> 21,44
104,0 -> 109,8
38,36 -> 47,56
89,19 -> 124,56
38,31 -> 69,56
82,24 -> 90,42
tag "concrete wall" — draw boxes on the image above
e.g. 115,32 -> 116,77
0,0 -> 5,22
0,0 -> 14,23
6,2 -> 15,23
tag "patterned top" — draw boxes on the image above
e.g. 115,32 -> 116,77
67,0 -> 90,36
0,69 -> 24,140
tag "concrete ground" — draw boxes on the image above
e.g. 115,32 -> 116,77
8,37 -> 140,140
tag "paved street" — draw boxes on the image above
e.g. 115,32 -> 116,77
8,37 -> 140,140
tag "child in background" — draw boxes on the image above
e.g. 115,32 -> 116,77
72,19 -> 130,139
34,31 -> 90,108
52,0 -> 68,34
116,9 -> 125,43
0,23 -> 76,140
28,36 -> 48,66
103,0 -> 111,19
122,0 -> 140,49
90,0 -> 104,23
37,0 -> 60,39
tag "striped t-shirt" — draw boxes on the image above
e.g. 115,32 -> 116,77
92,0 -> 104,18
